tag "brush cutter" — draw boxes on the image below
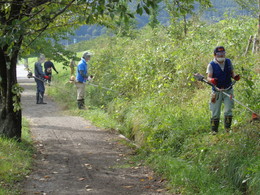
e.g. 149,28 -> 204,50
87,83 -> 117,92
27,71 -> 50,86
194,73 -> 259,120
69,75 -> 117,93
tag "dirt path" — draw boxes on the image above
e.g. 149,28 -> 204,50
18,65 -> 168,195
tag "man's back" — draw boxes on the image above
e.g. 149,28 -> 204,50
44,60 -> 54,69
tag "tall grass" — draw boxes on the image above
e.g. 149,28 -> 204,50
47,15 -> 259,194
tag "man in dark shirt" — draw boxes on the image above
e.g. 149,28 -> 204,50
34,54 -> 49,104
44,59 -> 58,83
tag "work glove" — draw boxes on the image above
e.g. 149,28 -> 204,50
27,72 -> 33,78
88,75 -> 94,81
210,78 -> 218,85
233,74 -> 240,81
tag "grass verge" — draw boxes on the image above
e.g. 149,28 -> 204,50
0,118 -> 34,195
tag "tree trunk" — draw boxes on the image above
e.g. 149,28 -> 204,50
183,15 -> 187,36
244,35 -> 253,56
0,110 -> 22,140
0,48 -> 22,140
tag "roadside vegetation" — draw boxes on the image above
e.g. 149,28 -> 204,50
0,118 -> 34,194
45,15 -> 259,194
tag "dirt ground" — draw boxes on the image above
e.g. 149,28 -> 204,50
17,65 -> 169,195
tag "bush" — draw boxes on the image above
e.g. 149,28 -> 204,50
50,15 -> 259,194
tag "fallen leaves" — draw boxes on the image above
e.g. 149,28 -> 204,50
85,185 -> 93,191
123,185 -> 133,189
78,177 -> 85,181
84,163 -> 92,169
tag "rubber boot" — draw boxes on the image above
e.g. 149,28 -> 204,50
211,118 -> 219,135
77,99 -> 84,109
38,92 -> 47,104
77,100 -> 81,109
224,116 -> 232,132
36,92 -> 40,104
81,99 -> 85,109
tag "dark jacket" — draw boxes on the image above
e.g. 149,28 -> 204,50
44,60 -> 58,74
34,62 -> 45,78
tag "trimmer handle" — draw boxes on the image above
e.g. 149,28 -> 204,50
27,71 -> 33,78
194,73 -> 235,92
194,73 -> 205,81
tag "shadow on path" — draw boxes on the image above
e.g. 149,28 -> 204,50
19,75 -> 168,194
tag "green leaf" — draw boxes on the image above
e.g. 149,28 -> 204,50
143,6 -> 150,15
136,6 -> 143,15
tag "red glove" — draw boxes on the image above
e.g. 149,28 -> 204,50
233,74 -> 240,81
210,78 -> 218,85
44,76 -> 50,79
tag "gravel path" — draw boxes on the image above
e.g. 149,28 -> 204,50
17,65 -> 168,195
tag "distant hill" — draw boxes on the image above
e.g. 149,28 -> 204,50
67,0 -> 252,44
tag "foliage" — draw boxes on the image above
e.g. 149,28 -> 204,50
0,118 -> 34,194
233,0 -> 258,16
70,0 -> 254,42
46,15 -> 259,194
11,84 -> 24,112
0,0 -> 162,139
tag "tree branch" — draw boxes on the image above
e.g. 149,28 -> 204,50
26,0 -> 76,47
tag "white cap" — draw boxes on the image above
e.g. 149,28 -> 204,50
82,51 -> 92,59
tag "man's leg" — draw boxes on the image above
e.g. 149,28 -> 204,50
37,80 -> 46,104
223,89 -> 234,132
35,79 -> 41,104
210,92 -> 222,134
48,73 -> 52,83
76,82 -> 86,109
36,92 -> 40,104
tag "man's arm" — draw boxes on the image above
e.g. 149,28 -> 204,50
51,62 -> 58,74
231,70 -> 240,81
207,72 -> 213,82
79,70 -> 88,78
206,64 -> 214,82
206,64 -> 218,85
35,62 -> 45,76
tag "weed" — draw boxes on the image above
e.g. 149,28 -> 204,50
0,118 -> 34,194
46,15 -> 259,194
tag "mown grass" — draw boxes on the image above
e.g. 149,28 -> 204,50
0,118 -> 34,195
46,15 -> 260,194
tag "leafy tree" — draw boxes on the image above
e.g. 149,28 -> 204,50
234,0 -> 260,38
164,0 -> 212,37
147,0 -> 161,28
0,0 -> 157,140
107,1 -> 138,37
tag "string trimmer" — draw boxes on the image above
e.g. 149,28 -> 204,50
27,71 -> 50,86
194,73 -> 259,121
69,75 -> 118,93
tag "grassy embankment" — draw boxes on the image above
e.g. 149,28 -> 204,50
47,16 -> 259,194
0,118 -> 34,195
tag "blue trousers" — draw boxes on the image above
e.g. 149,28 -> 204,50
35,79 -> 45,94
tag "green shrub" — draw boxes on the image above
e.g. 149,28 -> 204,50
49,15 -> 260,194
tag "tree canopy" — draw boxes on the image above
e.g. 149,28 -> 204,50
0,0 -> 159,139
